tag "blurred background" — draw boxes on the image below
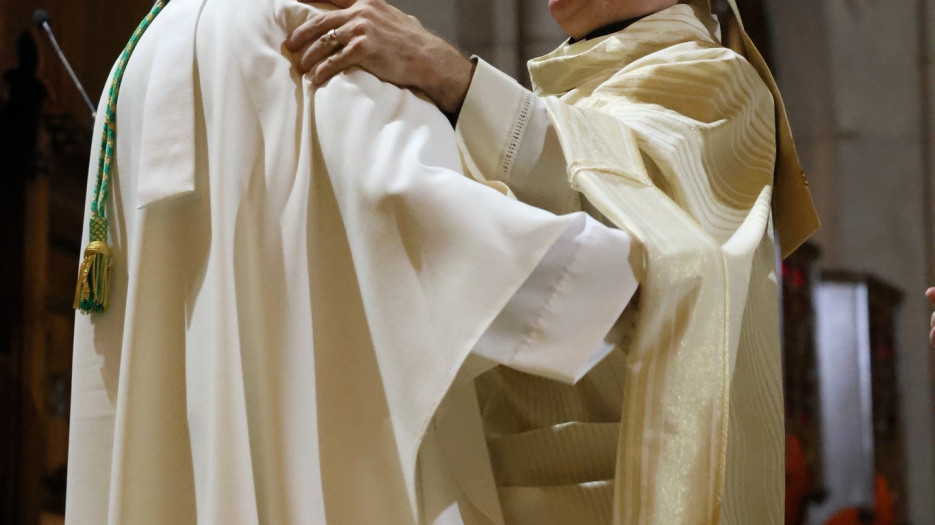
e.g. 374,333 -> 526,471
1,0 -> 934,524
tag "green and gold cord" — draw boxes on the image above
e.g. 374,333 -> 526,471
74,0 -> 168,313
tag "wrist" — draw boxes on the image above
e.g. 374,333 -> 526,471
424,44 -> 474,115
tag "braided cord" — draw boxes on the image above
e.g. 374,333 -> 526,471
89,0 -> 168,240
75,0 -> 168,313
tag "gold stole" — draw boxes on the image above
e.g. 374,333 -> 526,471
528,4 -> 793,522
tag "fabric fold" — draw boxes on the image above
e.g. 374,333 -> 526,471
135,0 -> 203,208
487,422 -> 619,488
498,481 -> 615,525
522,5 -> 785,521
313,69 -> 604,521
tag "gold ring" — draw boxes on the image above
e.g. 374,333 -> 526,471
325,29 -> 340,50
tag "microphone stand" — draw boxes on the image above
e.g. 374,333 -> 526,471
33,9 -> 97,119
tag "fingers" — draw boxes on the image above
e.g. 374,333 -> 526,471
297,26 -> 346,73
311,40 -> 364,86
930,325 -> 935,347
286,10 -> 352,52
287,0 -> 423,87
927,287 -> 935,303
297,0 -> 357,7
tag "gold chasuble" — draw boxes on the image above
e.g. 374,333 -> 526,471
455,3 -> 819,524
531,5 -> 798,523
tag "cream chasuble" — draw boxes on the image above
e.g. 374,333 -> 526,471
454,3 -> 819,524
65,0 -> 641,524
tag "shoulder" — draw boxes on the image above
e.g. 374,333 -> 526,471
594,42 -> 773,124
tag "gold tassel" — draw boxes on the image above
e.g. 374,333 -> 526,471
74,240 -> 113,313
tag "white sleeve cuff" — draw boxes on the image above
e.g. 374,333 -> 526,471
457,58 -> 579,215
472,213 -> 639,384
455,58 -> 532,184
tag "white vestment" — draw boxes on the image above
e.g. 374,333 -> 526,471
65,1 -> 638,524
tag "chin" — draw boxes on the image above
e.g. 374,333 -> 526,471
548,1 -> 575,36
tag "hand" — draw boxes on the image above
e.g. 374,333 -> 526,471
285,0 -> 475,115
927,288 -> 935,346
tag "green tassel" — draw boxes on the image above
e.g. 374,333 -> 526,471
74,241 -> 112,313
73,0 -> 166,314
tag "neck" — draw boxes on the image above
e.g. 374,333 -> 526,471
571,16 -> 646,43
568,0 -> 681,40
606,0 -> 682,24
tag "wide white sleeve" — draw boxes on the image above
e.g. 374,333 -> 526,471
315,69 -> 637,383
474,213 -> 637,383
456,58 -> 579,216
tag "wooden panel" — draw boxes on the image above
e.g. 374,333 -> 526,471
39,512 -> 64,525
46,245 -> 78,310
866,279 -> 907,525
0,353 -> 19,525
781,242 -> 824,525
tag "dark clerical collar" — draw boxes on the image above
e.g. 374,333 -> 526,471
570,14 -> 649,44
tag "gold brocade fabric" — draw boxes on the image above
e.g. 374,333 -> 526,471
700,0 -> 820,256
521,4 -> 792,523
